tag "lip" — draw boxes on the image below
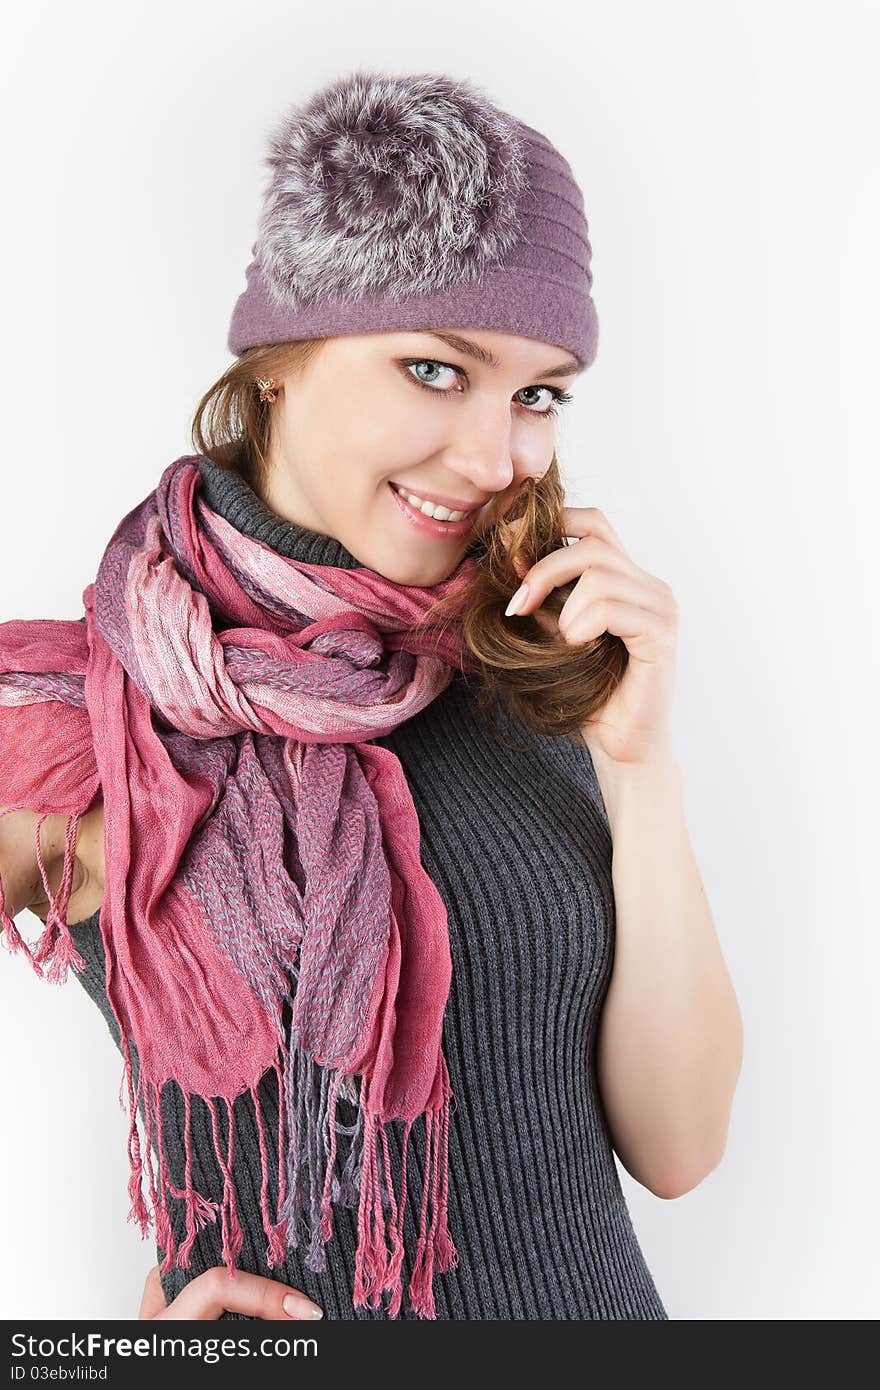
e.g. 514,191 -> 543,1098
387,481 -> 479,539
389,481 -> 488,514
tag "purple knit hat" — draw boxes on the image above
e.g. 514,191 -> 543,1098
228,69 -> 599,370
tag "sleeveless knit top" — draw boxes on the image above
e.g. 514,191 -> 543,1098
67,457 -> 668,1320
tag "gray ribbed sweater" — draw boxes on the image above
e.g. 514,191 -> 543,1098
67,457 -> 668,1320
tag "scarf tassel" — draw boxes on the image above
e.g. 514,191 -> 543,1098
0,808 -> 87,982
117,1041 -> 293,1281
165,1087 -> 223,1268
209,1095 -> 245,1271
278,1032 -> 457,1318
110,1015 -> 457,1320
351,1068 -> 458,1320
251,1059 -> 290,1269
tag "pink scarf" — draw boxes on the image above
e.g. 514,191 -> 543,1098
0,455 -> 482,1318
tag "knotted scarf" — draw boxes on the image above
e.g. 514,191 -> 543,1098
0,454 -> 484,1318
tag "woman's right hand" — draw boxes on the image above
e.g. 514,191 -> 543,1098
138,1264 -> 324,1320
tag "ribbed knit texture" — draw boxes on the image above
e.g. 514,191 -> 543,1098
67,457 -> 667,1320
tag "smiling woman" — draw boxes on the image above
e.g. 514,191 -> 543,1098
58,454 -> 670,1322
191,326 -> 627,745
0,66 -> 691,1325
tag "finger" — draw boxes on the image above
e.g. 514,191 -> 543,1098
562,597 -> 676,654
508,511 -> 623,578
505,537 -> 640,617
152,1266 -> 324,1321
557,567 -> 675,634
561,506 -> 627,553
138,1265 -> 167,1320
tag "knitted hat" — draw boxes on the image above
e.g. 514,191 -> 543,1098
227,68 -> 599,370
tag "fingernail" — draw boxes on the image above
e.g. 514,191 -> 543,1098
283,1292 -> 323,1319
504,582 -> 529,618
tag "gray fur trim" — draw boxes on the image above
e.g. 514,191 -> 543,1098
256,68 -> 530,308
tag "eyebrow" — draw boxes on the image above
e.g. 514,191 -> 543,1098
420,330 -> 583,380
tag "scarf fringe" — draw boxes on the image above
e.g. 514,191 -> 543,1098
0,808 -> 87,982
112,1017 -> 457,1319
279,1031 -> 458,1318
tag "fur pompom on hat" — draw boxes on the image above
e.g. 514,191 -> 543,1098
258,70 -> 531,306
228,67 -> 600,370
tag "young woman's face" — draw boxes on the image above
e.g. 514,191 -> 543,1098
259,328 -> 582,585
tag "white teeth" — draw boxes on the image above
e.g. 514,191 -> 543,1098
393,485 -> 472,522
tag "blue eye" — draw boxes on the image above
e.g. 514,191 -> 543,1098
405,360 -> 459,390
398,358 -> 574,419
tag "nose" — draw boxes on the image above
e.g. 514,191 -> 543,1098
446,452 -> 550,516
441,412 -> 538,505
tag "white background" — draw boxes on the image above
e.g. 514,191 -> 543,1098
1,0 -> 877,1319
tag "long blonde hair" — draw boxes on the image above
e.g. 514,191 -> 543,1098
191,339 -> 628,746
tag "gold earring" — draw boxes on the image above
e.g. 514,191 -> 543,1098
255,377 -> 277,403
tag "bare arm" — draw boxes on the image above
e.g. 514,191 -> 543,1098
590,751 -> 744,1200
0,808 -> 45,920
0,807 -> 94,924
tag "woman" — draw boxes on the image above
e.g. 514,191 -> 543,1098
0,68 -> 742,1321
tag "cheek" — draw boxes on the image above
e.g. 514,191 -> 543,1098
382,397 -> 450,456
363,405 -> 452,479
328,381 -> 441,465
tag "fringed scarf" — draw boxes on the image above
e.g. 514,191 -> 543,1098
0,454 -> 483,1318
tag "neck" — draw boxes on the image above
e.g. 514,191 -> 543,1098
195,455 -> 362,569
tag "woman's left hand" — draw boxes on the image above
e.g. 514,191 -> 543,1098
507,506 -> 679,767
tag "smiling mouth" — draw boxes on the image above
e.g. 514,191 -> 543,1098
387,481 -> 486,540
389,482 -> 481,521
